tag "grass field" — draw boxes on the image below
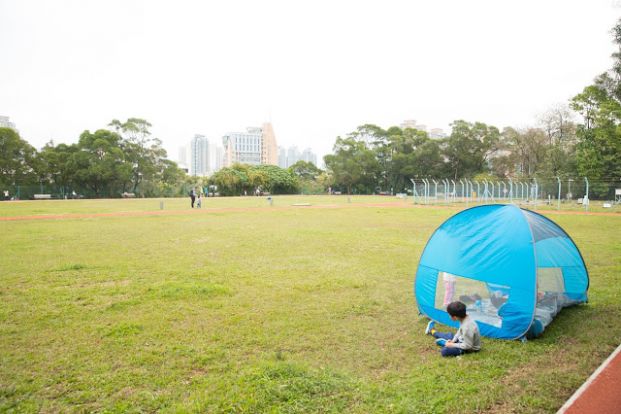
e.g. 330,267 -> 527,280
1,196 -> 620,413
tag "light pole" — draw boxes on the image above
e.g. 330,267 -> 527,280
584,177 -> 589,211
556,176 -> 561,210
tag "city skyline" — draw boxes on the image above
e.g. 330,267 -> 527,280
0,1 -> 618,165
176,122 -> 288,174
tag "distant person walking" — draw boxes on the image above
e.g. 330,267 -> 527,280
189,188 -> 196,208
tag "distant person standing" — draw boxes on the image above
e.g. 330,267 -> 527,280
442,272 -> 456,306
196,193 -> 202,208
189,188 -> 196,208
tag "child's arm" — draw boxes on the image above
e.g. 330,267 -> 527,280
452,325 -> 475,350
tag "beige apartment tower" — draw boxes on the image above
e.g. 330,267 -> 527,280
261,122 -> 278,165
222,122 -> 279,168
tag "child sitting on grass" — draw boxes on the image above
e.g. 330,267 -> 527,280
425,301 -> 481,357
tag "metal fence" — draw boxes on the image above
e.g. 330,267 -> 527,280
0,184 -> 192,201
409,177 -> 621,212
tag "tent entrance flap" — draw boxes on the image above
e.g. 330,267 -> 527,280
435,271 -> 510,328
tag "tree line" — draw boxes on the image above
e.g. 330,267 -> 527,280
0,118 -> 187,198
0,116 -> 327,198
323,18 -> 621,197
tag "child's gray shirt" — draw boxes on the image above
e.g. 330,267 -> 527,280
453,315 -> 481,351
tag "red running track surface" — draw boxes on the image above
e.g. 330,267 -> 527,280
558,344 -> 621,414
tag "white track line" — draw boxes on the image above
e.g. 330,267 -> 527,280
557,343 -> 621,414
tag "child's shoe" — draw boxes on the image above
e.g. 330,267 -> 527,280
435,338 -> 447,347
425,321 -> 435,335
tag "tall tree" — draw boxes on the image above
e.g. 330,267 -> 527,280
324,136 -> 380,194
442,120 -> 500,179
570,18 -> 621,194
209,164 -> 298,196
0,127 -> 38,187
288,160 -> 323,181
36,141 -> 79,192
109,118 -> 166,193
71,129 -> 127,196
385,127 -> 442,190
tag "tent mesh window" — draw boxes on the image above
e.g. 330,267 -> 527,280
434,272 -> 510,328
536,268 -> 568,328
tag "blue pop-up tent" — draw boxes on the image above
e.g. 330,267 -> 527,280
415,204 -> 589,340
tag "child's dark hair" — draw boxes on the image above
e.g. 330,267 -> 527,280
447,301 -> 467,318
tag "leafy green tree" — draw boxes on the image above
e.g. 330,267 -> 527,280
494,127 -> 547,178
253,164 -> 298,194
571,86 -> 621,178
109,118 -> 168,194
288,160 -> 322,181
0,127 -> 38,187
142,158 -> 186,197
209,164 -> 298,196
210,167 -> 246,196
324,136 -> 380,194
288,160 -> 324,194
536,105 -> 578,178
71,129 -> 126,196
36,141 -> 80,193
387,127 -> 443,190
443,120 -> 500,179
570,18 -> 621,196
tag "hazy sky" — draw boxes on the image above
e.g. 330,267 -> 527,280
1,0 -> 619,164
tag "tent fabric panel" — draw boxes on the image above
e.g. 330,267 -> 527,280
562,266 -> 589,302
521,209 -> 568,242
522,208 -> 589,303
534,238 -> 585,268
419,205 -> 536,290
415,265 -> 439,310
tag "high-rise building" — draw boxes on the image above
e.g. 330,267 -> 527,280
276,145 -> 318,168
0,116 -> 17,131
178,145 -> 188,166
400,119 -> 417,130
400,119 -> 427,131
301,148 -> 318,166
222,123 -> 278,167
278,146 -> 287,168
215,146 -> 224,171
261,122 -> 278,165
429,128 -> 447,139
286,146 -> 300,167
190,134 -> 210,176
222,128 -> 262,167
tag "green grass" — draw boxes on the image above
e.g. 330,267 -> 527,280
0,195 -> 405,217
0,197 -> 620,413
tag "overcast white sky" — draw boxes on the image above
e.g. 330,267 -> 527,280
0,0 -> 619,164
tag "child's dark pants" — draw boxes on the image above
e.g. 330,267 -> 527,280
433,331 -> 465,357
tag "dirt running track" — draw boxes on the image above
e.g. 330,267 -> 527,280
1,201 -> 620,221
558,344 -> 621,414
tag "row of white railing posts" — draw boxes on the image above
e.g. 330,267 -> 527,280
409,177 -> 591,211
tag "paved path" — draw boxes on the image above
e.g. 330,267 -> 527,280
557,343 -> 621,414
